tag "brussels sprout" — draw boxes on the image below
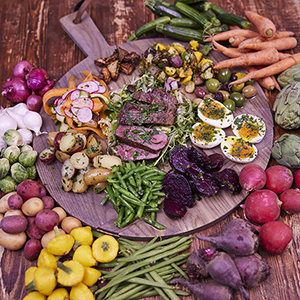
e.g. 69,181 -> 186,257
3,129 -> 23,146
11,162 -> 29,183
3,145 -> 21,164
0,137 -> 7,153
273,82 -> 300,130
18,150 -> 38,167
0,175 -> 18,193
0,158 -> 10,180
26,165 -> 37,180
272,133 -> 300,168
20,145 -> 33,153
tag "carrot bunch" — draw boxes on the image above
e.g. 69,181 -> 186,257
205,10 -> 299,90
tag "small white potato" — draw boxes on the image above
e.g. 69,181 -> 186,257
21,197 -> 44,217
0,229 -> 27,250
41,228 -> 66,248
52,207 -> 67,223
83,168 -> 112,185
0,213 -> 4,222
59,132 -> 76,153
61,216 -> 82,233
61,176 -> 73,192
70,152 -> 90,169
61,158 -> 76,179
75,132 -> 87,149
92,155 -> 122,169
4,209 -> 24,217
55,150 -> 71,163
72,171 -> 89,194
47,131 -> 59,147
0,192 -> 17,214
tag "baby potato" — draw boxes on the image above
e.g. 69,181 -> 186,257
4,209 -> 24,217
0,192 -> 17,214
61,216 -> 82,233
47,131 -> 59,147
86,141 -> 102,159
83,168 -> 112,185
70,152 -> 89,169
0,228 -> 27,250
86,134 -> 98,149
0,213 -> 3,222
55,150 -> 71,163
52,207 -> 67,223
21,197 -> 44,217
92,155 -> 122,170
72,172 -> 89,194
61,176 -> 73,192
93,181 -> 108,194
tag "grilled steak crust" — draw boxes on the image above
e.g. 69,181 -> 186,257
115,125 -> 168,153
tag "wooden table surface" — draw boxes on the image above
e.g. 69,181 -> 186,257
1,0 -> 300,299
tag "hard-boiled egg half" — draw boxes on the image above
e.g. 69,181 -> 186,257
231,114 -> 266,143
190,120 -> 226,149
221,136 -> 258,163
198,98 -> 233,128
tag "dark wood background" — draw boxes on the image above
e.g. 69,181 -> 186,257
1,0 -> 300,299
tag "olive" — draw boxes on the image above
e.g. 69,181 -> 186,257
223,99 -> 236,111
242,85 -> 258,98
217,68 -> 231,83
214,91 -> 224,103
194,87 -> 206,98
205,78 -> 221,93
218,90 -> 230,100
245,78 -> 255,86
230,92 -> 245,107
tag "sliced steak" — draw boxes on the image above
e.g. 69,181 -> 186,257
148,87 -> 178,106
114,144 -> 160,161
115,125 -> 168,153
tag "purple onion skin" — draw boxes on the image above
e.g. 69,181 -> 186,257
13,60 -> 33,79
26,94 -> 43,112
26,68 -> 47,90
2,77 -> 31,103
35,79 -> 56,96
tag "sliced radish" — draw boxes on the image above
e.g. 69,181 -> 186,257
96,83 -> 107,94
64,107 -> 73,118
76,107 -> 93,123
55,100 -> 65,116
70,97 -> 94,115
77,80 -> 99,93
70,89 -> 81,100
62,88 -> 75,100
54,97 -> 64,106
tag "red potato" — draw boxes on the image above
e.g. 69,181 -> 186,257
39,185 -> 47,198
7,193 -> 24,210
39,147 -> 56,164
41,196 -> 55,209
243,189 -> 281,224
0,215 -> 28,234
279,189 -> 300,214
67,136 -> 85,155
35,209 -> 60,231
239,164 -> 267,192
53,131 -> 67,150
26,216 -> 47,240
24,239 -> 42,261
259,221 -> 293,255
265,165 -> 293,194
295,169 -> 300,189
17,180 -> 44,201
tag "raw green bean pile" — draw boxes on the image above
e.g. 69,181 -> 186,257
102,160 -> 167,229
95,235 -> 192,300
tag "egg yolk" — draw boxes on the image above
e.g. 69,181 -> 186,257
194,123 -> 219,143
200,99 -> 225,120
230,138 -> 255,159
238,123 -> 259,140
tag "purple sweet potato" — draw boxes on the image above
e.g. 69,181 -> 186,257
196,218 -> 259,256
233,253 -> 271,288
213,168 -> 242,195
187,164 -> 219,196
163,197 -> 187,220
200,249 -> 250,300
170,278 -> 233,300
162,172 -> 195,207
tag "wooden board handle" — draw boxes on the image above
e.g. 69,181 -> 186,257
60,11 -> 111,59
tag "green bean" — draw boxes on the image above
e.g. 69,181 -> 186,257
121,194 -> 143,206
114,205 -> 125,227
128,160 -> 136,169
92,229 -> 103,238
150,211 -> 156,221
127,277 -> 174,289
153,191 -> 165,197
104,283 -> 139,299
113,184 -> 141,201
142,178 -> 152,187
100,194 -> 109,205
134,172 -> 143,192
127,184 -> 139,198
105,185 -> 119,212
136,186 -> 151,218
119,212 -> 137,228
100,284 -> 148,300
164,257 -> 189,280
143,216 -> 166,230
119,196 -> 134,212
147,175 -> 166,181
145,207 -> 160,212
128,175 -> 136,186
121,165 -> 146,180
116,171 -> 128,190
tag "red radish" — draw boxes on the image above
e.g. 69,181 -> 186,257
279,189 -> 300,213
70,89 -> 81,100
62,88 -> 75,100
77,80 -> 99,93
265,165 -> 293,194
76,107 -> 93,123
94,82 -> 107,94
70,97 -> 94,116
239,163 -> 266,191
295,169 -> 300,189
243,189 -> 281,224
259,221 -> 293,255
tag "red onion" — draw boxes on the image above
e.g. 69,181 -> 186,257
1,77 -> 31,103
39,68 -> 49,80
13,61 -> 33,78
26,68 -> 47,90
26,93 -> 43,112
35,79 -> 56,96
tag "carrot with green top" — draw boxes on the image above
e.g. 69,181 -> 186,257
244,11 -> 276,38
213,47 -> 281,69
229,53 -> 300,86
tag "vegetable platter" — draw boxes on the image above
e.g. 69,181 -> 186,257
33,10 -> 274,239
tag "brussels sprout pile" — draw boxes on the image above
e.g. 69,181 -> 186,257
0,129 -> 38,193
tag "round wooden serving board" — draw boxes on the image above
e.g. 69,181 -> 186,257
33,11 -> 274,240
